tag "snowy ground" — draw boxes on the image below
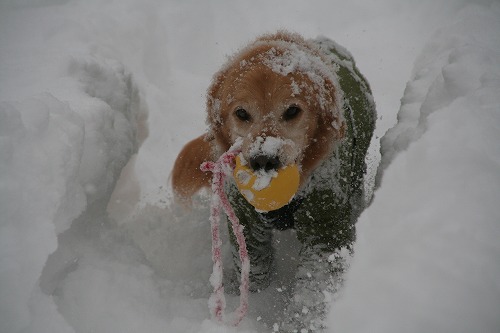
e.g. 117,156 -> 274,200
1,0 -> 499,332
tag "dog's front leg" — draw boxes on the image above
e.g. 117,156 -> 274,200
279,245 -> 352,332
280,190 -> 355,332
226,184 -> 275,293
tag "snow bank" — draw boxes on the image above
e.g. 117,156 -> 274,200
330,3 -> 500,332
0,69 -> 143,332
0,5 -> 145,332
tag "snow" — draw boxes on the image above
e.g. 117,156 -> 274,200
329,3 -> 500,332
259,41 -> 340,111
1,0 -> 499,333
246,137 -> 283,191
248,136 -> 299,171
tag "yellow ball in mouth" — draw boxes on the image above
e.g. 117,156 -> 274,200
233,155 -> 300,212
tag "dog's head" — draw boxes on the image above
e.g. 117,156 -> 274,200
207,32 -> 345,186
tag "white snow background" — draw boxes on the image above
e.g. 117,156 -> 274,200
1,0 -> 499,332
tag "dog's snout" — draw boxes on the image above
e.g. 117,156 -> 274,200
250,155 -> 281,172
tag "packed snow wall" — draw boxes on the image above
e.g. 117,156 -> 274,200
0,34 -> 146,333
329,4 -> 500,332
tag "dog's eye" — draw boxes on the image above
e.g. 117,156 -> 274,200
283,106 -> 301,121
235,108 -> 251,122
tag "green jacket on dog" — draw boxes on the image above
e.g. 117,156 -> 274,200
226,37 -> 376,330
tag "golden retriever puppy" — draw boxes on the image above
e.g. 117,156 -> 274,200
173,32 -> 344,200
172,31 -> 376,331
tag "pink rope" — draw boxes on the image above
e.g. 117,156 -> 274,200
200,147 -> 249,326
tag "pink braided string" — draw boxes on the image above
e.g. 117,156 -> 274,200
200,148 -> 249,326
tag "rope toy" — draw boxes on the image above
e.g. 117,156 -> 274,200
200,144 -> 250,326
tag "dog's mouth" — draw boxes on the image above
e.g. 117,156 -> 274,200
233,145 -> 301,212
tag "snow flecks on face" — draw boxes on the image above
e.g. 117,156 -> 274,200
231,136 -> 244,149
207,96 -> 222,130
210,37 -> 344,130
290,79 -> 301,96
331,118 -> 341,130
226,94 -> 234,105
260,42 -> 340,111
242,136 -> 294,190
248,136 -> 297,167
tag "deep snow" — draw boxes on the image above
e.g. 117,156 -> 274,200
330,4 -> 500,332
1,0 -> 499,332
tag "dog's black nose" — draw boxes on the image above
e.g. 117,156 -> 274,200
250,155 -> 281,172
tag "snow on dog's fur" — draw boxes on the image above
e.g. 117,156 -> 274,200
172,31 -> 345,202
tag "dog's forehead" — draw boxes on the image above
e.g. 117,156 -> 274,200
232,65 -> 294,96
218,43 -> 335,110
222,70 -> 308,118
222,59 -> 311,106
235,42 -> 330,83
233,45 -> 297,80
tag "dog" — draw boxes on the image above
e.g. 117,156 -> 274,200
172,31 -> 376,331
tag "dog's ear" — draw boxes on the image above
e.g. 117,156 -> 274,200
301,77 -> 345,176
206,71 -> 224,132
171,135 -> 213,204
322,97 -> 345,141
206,69 -> 232,154
318,74 -> 345,141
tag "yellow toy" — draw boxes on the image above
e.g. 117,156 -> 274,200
233,155 -> 300,212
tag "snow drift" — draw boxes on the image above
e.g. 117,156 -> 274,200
1,1 -> 499,333
0,5 -> 146,331
329,3 -> 500,332
0,58 -> 145,332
